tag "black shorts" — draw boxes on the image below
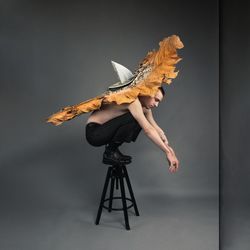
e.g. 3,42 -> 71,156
85,112 -> 142,147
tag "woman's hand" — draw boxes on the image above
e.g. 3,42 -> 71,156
158,129 -> 179,172
166,151 -> 179,173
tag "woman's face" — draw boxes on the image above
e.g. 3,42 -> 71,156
140,89 -> 164,109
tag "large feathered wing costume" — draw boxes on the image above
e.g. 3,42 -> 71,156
47,35 -> 184,126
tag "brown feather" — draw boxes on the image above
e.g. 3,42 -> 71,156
46,35 -> 184,126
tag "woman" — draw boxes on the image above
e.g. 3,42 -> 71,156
85,87 -> 179,172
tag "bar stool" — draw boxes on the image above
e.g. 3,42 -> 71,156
95,161 -> 140,230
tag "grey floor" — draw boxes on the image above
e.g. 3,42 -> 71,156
0,195 -> 218,250
0,162 -> 218,250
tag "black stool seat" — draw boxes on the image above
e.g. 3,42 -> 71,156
95,161 -> 140,230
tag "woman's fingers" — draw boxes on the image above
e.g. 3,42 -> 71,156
166,153 -> 180,173
169,160 -> 179,173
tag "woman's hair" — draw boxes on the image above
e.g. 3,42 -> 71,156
159,86 -> 165,96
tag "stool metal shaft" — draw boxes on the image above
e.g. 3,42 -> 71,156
123,166 -> 140,216
95,167 -> 112,225
108,174 -> 115,212
117,166 -> 130,230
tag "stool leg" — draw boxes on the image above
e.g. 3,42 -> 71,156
118,167 -> 130,230
95,167 -> 112,225
122,165 -> 140,216
108,171 -> 115,212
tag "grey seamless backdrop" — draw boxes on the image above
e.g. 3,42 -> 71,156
0,0 -> 218,249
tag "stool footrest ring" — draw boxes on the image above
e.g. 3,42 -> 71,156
103,197 -> 134,211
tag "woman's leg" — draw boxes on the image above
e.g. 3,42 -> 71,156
85,112 -> 141,147
102,119 -> 142,163
85,112 -> 142,164
110,119 -> 142,144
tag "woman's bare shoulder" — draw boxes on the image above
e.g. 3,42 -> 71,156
127,98 -> 149,114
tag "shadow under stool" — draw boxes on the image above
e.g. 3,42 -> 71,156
95,161 -> 140,230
